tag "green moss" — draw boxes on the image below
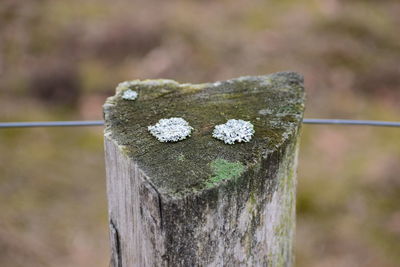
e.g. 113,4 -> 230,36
206,159 -> 245,187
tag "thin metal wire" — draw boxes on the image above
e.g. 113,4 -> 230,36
0,119 -> 399,128
0,120 -> 104,128
302,118 -> 400,127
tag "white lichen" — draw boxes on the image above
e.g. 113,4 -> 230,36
148,117 -> 193,143
212,119 -> 255,144
121,89 -> 138,100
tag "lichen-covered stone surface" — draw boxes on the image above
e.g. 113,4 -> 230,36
104,72 -> 305,266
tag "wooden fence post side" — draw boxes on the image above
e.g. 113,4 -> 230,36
103,72 -> 305,266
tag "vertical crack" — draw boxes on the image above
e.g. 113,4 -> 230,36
158,195 -> 163,230
147,181 -> 164,229
110,219 -> 122,267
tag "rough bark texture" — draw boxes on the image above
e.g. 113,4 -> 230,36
103,72 -> 305,266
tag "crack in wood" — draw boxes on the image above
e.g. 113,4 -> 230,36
109,219 -> 122,267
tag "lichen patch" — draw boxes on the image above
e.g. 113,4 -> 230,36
122,89 -> 138,100
212,119 -> 255,144
148,117 -> 193,143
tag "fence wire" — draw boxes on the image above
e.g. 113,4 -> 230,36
0,119 -> 399,128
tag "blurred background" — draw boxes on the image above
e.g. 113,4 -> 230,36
1,0 -> 399,266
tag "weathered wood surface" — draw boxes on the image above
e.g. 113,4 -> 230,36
103,72 -> 305,266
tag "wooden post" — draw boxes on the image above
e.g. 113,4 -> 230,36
103,72 -> 305,266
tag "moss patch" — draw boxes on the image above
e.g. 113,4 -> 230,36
206,159 -> 245,187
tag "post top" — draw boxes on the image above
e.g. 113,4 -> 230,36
104,72 -> 305,198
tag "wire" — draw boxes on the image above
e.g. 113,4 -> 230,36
0,119 -> 399,128
0,120 -> 104,128
302,119 -> 400,127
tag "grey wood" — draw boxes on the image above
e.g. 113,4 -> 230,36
104,72 -> 305,266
